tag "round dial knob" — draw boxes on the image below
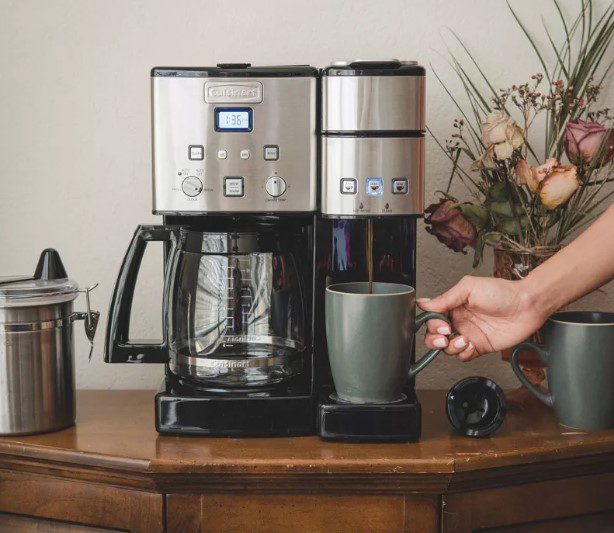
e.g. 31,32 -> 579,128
182,176 -> 203,197
265,176 -> 287,197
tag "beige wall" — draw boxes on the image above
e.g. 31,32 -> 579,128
0,0 -> 612,390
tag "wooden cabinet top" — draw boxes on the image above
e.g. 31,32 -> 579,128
0,390 -> 612,493
0,390 -> 611,476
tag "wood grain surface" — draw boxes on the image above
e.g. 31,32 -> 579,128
0,390 -> 610,497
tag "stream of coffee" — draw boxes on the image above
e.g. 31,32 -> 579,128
366,218 -> 373,294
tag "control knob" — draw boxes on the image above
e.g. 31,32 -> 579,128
265,176 -> 287,197
182,176 -> 203,197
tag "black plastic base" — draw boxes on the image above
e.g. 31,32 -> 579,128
317,388 -> 421,443
155,391 -> 315,437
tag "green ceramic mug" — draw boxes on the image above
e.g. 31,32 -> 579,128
511,311 -> 614,430
325,282 -> 450,404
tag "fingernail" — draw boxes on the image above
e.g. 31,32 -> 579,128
453,337 -> 466,349
434,337 -> 448,348
437,326 -> 451,335
467,342 -> 474,352
416,298 -> 431,303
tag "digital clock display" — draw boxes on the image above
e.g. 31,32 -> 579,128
215,108 -> 253,132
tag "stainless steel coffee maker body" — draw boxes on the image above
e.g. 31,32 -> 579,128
151,66 -> 317,214
106,64 -> 319,436
316,60 -> 427,442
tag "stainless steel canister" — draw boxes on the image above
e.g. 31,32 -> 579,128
0,252 -> 99,435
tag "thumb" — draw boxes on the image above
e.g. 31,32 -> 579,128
417,277 -> 472,313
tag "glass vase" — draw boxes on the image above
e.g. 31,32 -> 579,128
493,246 -> 559,408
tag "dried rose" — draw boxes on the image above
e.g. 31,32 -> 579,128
531,157 -> 559,193
564,120 -> 614,167
515,158 -> 559,193
539,165 -> 580,210
481,112 -> 524,160
514,159 -> 534,190
425,200 -> 477,253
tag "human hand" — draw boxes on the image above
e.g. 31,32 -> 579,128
418,276 -> 548,361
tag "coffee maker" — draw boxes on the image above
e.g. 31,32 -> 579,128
105,64 -> 318,436
315,60 -> 426,442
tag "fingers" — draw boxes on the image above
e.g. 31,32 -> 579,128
425,332 -> 449,350
417,276 -> 473,314
425,318 -> 451,336
425,333 -> 473,357
457,341 -> 477,361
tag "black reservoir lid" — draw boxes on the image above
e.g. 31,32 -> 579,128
323,59 -> 425,77
152,64 -> 318,78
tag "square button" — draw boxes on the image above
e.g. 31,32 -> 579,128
263,145 -> 279,161
188,145 -> 204,160
340,178 -> 357,194
224,177 -> 244,197
217,149 -> 228,160
366,177 -> 384,196
392,178 -> 408,194
240,149 -> 251,160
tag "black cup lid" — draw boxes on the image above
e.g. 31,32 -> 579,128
446,377 -> 506,438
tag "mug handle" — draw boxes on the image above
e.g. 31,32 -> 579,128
510,342 -> 554,407
409,312 -> 451,378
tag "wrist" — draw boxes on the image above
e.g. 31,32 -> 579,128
519,271 -> 564,321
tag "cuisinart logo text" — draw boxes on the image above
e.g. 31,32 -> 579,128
204,82 -> 263,103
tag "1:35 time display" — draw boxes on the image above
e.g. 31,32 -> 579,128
214,108 -> 253,132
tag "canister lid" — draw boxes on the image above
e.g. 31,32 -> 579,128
0,249 -> 79,307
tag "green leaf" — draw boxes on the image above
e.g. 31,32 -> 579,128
487,183 -> 508,202
460,203 -> 489,229
507,0 -> 552,84
497,218 -> 522,235
490,200 -> 515,218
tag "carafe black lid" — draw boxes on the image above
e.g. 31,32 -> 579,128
446,377 -> 507,438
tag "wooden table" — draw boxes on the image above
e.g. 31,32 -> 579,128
0,390 -> 612,532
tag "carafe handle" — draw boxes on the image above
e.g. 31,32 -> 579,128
104,225 -> 178,363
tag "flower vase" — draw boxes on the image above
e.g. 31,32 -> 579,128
493,246 -> 559,409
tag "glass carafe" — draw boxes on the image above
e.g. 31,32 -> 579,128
166,230 -> 306,387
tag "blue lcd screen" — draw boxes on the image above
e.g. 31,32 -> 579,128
215,108 -> 253,132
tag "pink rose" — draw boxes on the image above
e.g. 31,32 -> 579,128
563,119 -> 614,167
425,200 -> 477,253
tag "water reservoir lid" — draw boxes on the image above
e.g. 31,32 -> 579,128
323,59 -> 425,76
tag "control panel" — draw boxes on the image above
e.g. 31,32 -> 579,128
321,136 -> 424,217
152,70 -> 317,214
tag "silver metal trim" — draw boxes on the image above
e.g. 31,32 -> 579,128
1,312 -> 88,333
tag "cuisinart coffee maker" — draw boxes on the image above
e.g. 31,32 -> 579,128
105,64 -> 318,435
105,60 -> 426,439
315,60 -> 426,441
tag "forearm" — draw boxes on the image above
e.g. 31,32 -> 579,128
521,203 -> 614,317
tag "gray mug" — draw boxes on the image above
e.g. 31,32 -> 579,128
325,282 -> 449,404
511,311 -> 614,430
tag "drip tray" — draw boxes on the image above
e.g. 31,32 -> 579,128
317,387 -> 421,443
